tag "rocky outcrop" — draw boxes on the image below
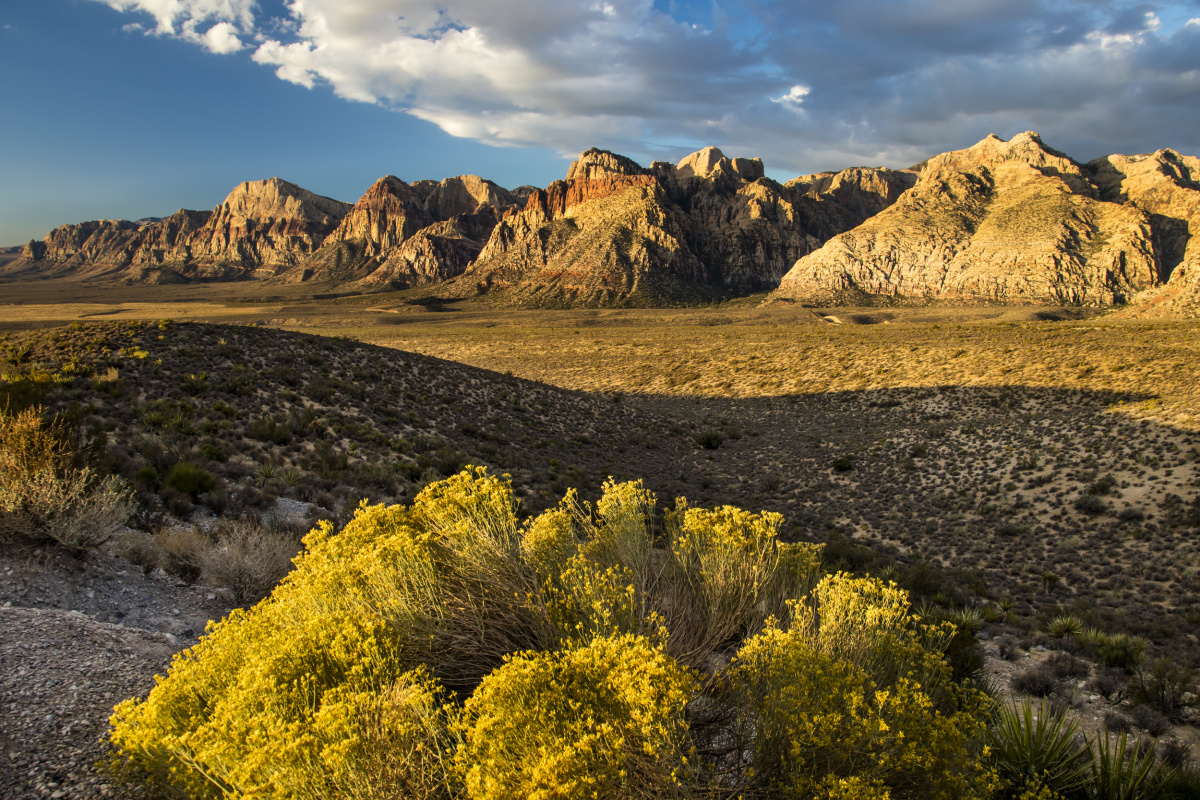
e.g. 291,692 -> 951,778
456,146 -> 918,305
14,178 -> 350,281
772,132 -> 1162,307
298,176 -> 432,281
356,209 -> 503,289
787,167 -> 918,234
423,175 -> 516,220
1088,150 -> 1200,316
565,148 -> 647,181
673,146 -> 764,182
458,181 -> 705,306
298,174 -> 517,283
181,178 -> 351,278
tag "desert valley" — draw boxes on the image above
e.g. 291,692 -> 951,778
3,132 -> 1200,799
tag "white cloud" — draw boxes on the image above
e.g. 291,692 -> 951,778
89,0 -> 1200,174
773,85 -> 811,107
99,0 -> 254,34
195,20 -> 243,53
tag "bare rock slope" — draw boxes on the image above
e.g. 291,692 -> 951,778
11,178 -> 351,283
772,132 -> 1179,308
452,147 -> 914,306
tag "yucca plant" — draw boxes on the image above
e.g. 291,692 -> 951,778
1090,730 -> 1174,800
1048,614 -> 1085,639
987,699 -> 1091,799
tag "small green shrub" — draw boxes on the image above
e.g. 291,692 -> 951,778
162,462 -> 216,499
831,455 -> 854,472
1094,633 -> 1149,671
694,431 -> 723,450
133,465 -> 159,487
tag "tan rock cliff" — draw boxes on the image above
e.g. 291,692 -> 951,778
772,132 -> 1162,306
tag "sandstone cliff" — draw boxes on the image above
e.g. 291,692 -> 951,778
772,132 -> 1162,307
1088,149 -> 1200,316
298,174 -> 517,284
455,146 -> 911,305
13,178 -> 350,281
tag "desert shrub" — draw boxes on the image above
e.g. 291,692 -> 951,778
249,413 -> 292,444
1044,652 -> 1089,681
109,470 -> 993,800
987,700 -> 1090,800
1128,705 -> 1171,738
456,633 -> 694,799
1093,633 -> 1148,671
162,462 -> 216,499
694,431 -> 723,450
1090,670 -> 1127,701
1104,710 -> 1134,734
1012,665 -> 1059,698
0,405 -> 131,551
1129,658 -> 1197,721
722,574 -> 994,799
831,455 -> 854,472
152,527 -> 210,583
200,520 -> 302,604
1074,494 -> 1108,515
1159,738 -> 1191,769
115,529 -> 160,574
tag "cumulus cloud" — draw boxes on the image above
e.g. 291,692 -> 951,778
91,0 -> 1200,173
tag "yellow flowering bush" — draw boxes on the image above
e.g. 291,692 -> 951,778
109,468 -> 994,799
723,574 -> 996,800
456,633 -> 694,800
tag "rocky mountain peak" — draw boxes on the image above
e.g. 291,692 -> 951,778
219,178 -> 352,225
674,146 -> 764,181
424,175 -> 517,219
565,149 -> 648,181
925,131 -> 1083,184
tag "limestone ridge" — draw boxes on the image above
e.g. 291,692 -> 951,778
1087,149 -> 1200,316
454,146 -> 910,306
16,134 -> 1197,313
10,178 -> 351,283
300,174 -> 518,286
772,132 -> 1164,307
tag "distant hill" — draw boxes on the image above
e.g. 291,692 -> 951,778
9,135 -> 1200,314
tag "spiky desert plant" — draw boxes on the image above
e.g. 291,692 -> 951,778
986,699 -> 1090,799
1048,614 -> 1085,639
1090,730 -> 1174,800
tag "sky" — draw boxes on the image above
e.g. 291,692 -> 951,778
2,0 -> 1199,245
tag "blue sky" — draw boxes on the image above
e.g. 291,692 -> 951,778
3,0 -> 1199,245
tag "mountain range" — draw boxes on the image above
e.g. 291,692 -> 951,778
6,133 -> 1198,315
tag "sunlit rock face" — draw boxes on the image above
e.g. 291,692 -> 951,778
773,132 -> 1163,308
